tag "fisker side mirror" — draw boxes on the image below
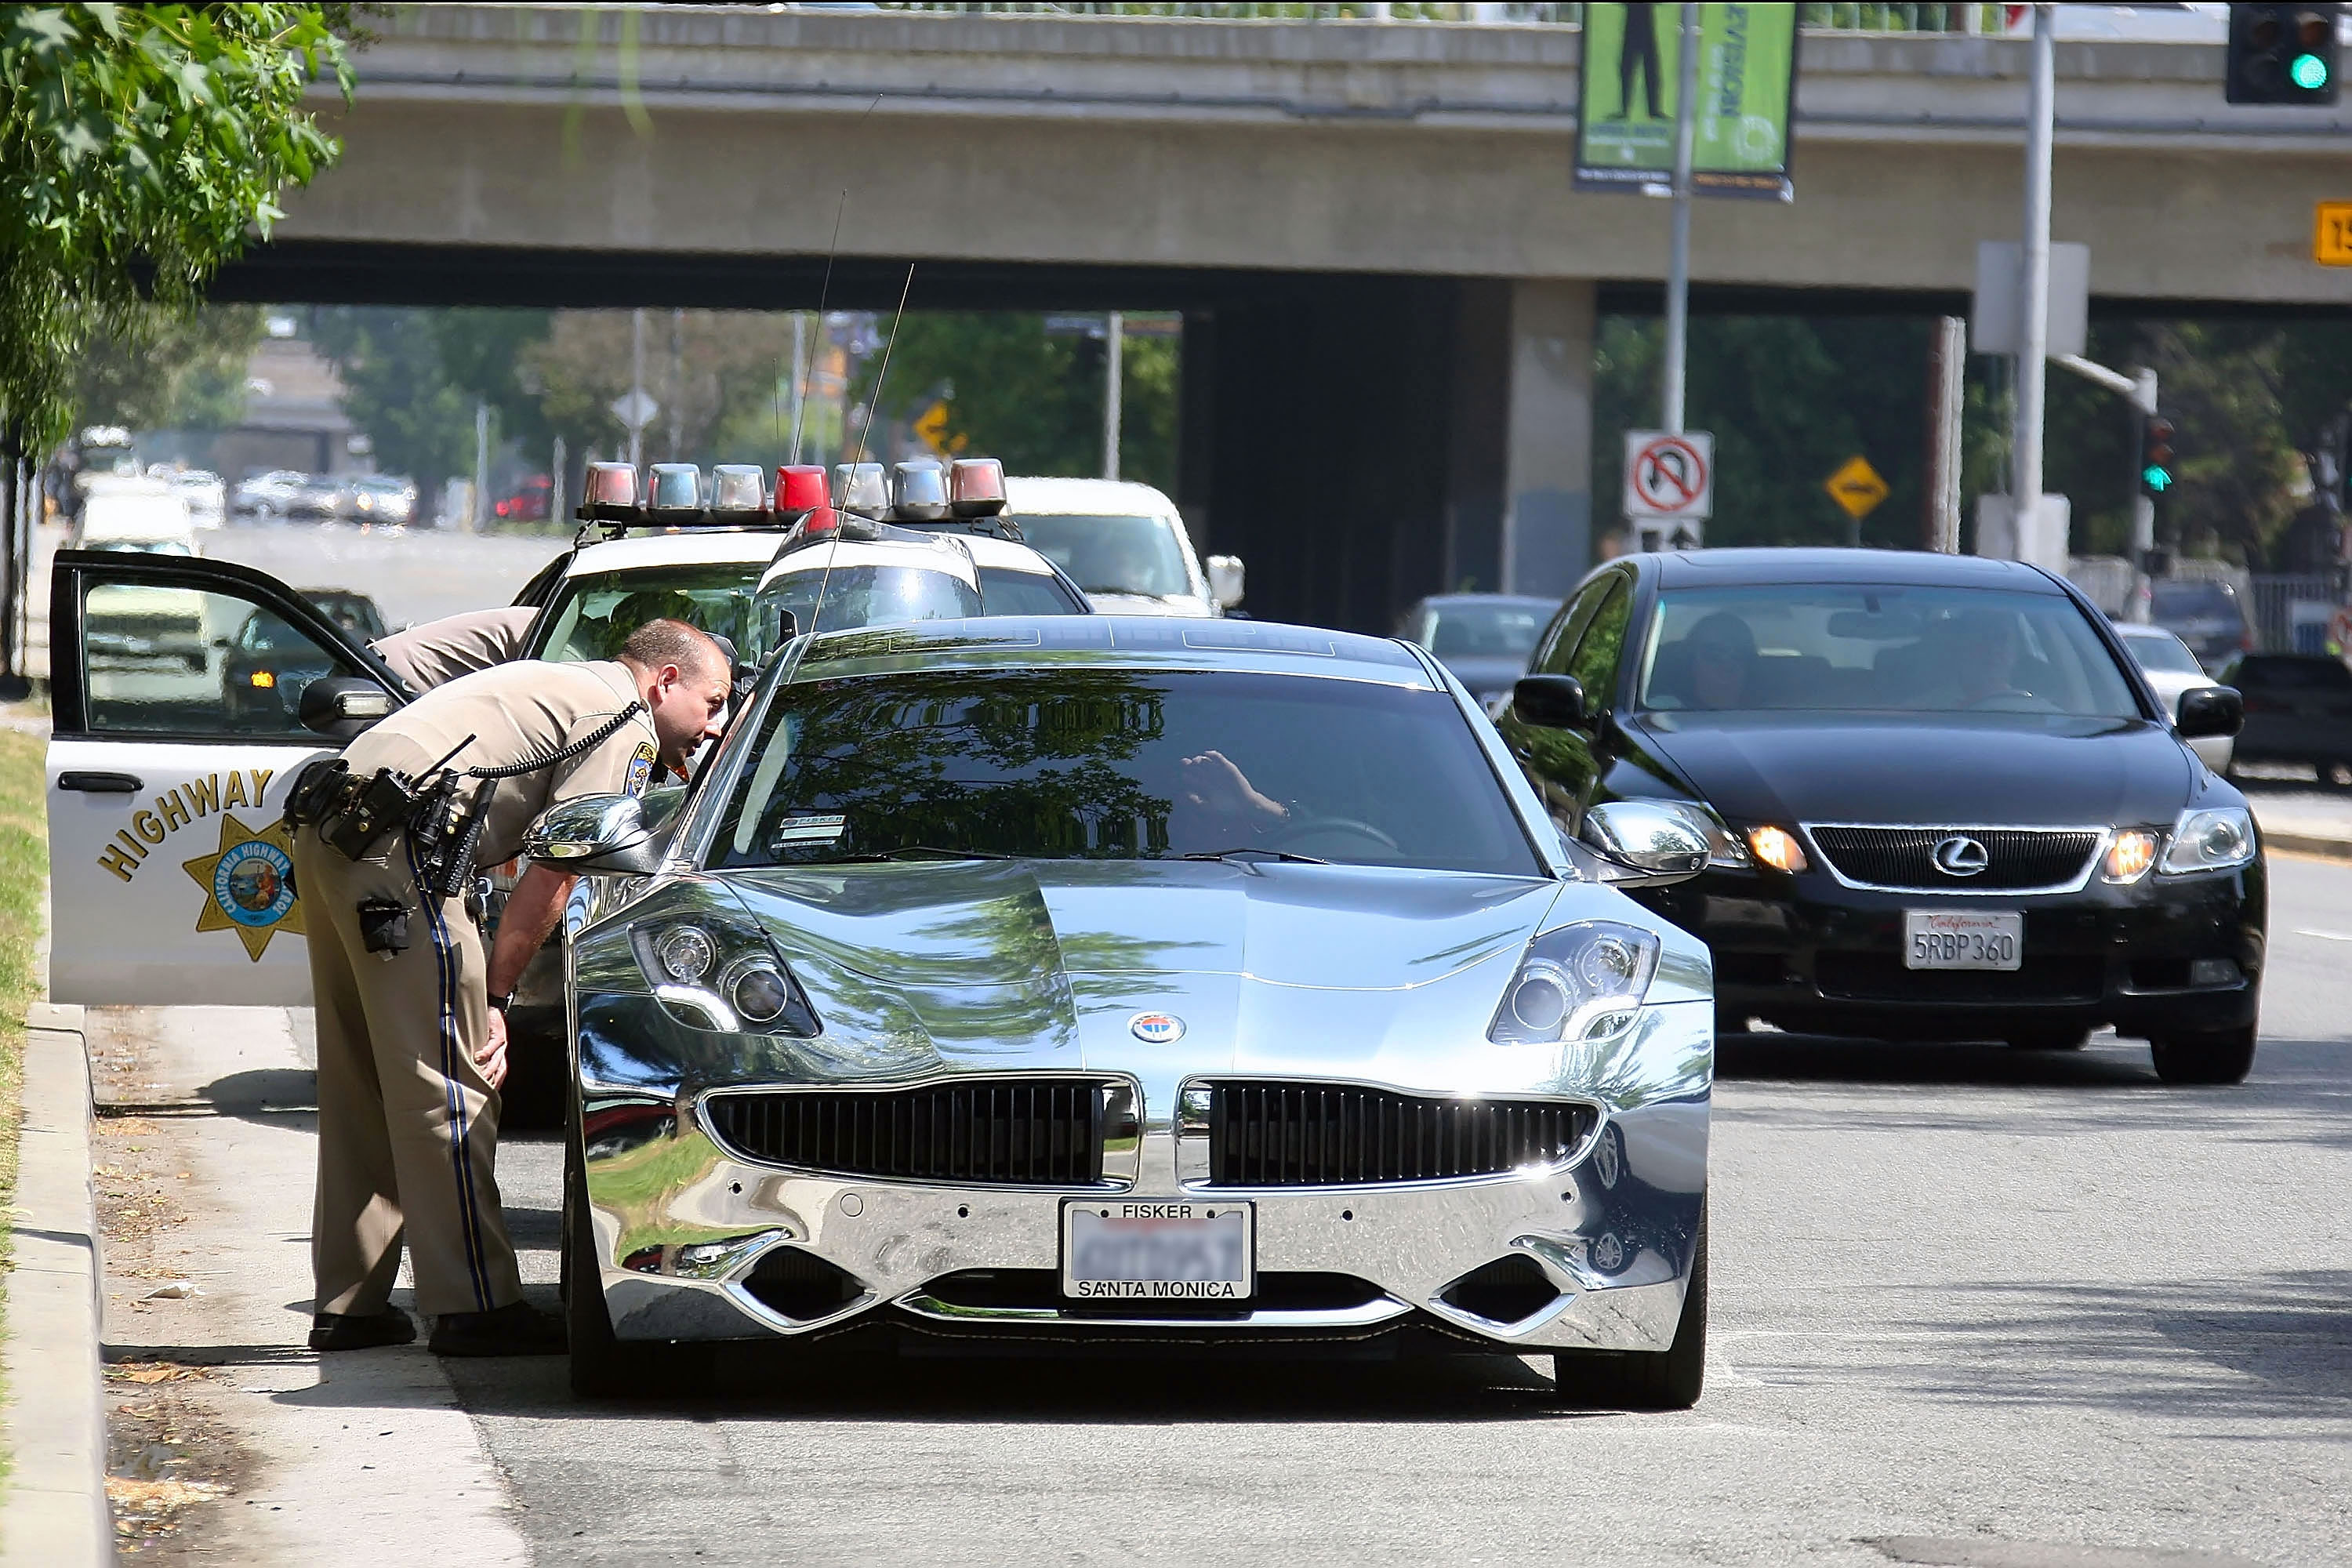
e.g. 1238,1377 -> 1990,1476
1577,800 -> 1711,888
2176,684 -> 2243,740
299,676 -> 395,739
1207,554 -> 1245,609
524,793 -> 657,875
1512,674 -> 1588,730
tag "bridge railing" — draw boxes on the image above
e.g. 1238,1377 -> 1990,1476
865,2 -> 2004,31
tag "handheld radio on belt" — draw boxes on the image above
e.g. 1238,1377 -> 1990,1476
285,701 -> 648,900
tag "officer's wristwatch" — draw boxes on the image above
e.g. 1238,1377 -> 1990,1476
487,992 -> 513,1014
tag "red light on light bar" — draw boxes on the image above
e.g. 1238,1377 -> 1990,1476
949,456 -> 1006,517
800,505 -> 839,537
775,464 -> 829,517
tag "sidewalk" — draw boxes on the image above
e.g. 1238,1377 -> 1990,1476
2244,784 -> 2352,860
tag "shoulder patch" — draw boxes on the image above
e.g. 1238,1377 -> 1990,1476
625,741 -> 657,797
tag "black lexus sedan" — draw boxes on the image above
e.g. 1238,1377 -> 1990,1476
1496,549 -> 2263,1085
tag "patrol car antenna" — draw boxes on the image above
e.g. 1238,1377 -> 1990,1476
808,260 -> 916,637
787,188 -> 849,466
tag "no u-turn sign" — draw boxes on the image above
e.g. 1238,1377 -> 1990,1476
1624,430 -> 1714,521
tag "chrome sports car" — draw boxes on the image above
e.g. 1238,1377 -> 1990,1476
530,616 -> 1717,1406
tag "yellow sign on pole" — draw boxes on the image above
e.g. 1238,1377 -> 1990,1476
2318,202 -> 2352,267
913,400 -> 961,456
1825,455 -> 1890,521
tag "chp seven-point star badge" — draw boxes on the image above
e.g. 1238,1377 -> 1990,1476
181,811 -> 304,961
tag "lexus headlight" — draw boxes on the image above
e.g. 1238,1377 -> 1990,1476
1489,921 -> 1661,1044
2160,807 -> 2256,875
630,911 -> 822,1036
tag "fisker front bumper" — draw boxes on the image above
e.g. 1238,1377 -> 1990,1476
574,1000 -> 1713,1356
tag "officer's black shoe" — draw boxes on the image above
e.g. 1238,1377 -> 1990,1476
308,1307 -> 417,1352
429,1301 -> 568,1358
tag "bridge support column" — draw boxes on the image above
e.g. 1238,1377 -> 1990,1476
1495,278 -> 1597,599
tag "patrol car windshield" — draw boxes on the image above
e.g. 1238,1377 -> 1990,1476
713,670 -> 1540,875
535,564 -> 768,664
755,566 -> 982,640
1638,585 -> 2142,718
1014,515 -> 1191,599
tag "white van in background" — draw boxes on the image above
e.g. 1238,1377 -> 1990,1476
75,477 -> 198,554
1004,476 -> 1244,617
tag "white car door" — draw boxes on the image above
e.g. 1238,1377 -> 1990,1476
48,550 -> 408,1006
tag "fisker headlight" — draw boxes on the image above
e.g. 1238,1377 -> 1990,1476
630,913 -> 822,1036
2160,807 -> 2256,875
1489,921 -> 1661,1044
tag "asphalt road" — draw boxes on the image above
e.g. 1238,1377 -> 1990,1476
196,518 -> 567,630
400,855 -> 2351,1568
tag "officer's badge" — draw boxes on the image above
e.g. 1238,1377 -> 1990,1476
182,812 -> 304,961
625,740 -> 658,797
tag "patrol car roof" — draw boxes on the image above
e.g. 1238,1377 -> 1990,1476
564,531 -> 783,575
1646,548 -> 2064,593
785,615 -> 1431,688
1002,476 -> 1180,517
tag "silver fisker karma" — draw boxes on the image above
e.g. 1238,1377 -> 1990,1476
528,616 -> 1718,1407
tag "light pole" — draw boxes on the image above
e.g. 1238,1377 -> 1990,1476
1103,310 -> 1123,481
2012,4 -> 2056,554
1660,2 -> 1700,436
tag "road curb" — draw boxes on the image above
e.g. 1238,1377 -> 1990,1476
2259,829 -> 2352,862
2,1000 -> 111,1566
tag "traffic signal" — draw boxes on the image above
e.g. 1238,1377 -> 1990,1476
2140,415 -> 2178,498
2226,3 -> 2339,105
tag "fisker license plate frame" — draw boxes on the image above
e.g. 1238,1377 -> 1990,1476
1061,1200 -> 1254,1302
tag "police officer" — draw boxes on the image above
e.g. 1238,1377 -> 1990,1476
295,619 -> 731,1356
370,605 -> 539,692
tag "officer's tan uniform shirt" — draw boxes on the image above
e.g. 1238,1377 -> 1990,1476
371,606 -> 539,693
342,659 -> 661,865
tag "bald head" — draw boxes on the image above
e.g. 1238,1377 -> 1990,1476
618,619 -> 732,768
619,617 -> 728,682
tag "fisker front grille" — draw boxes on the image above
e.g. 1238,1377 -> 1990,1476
1202,1082 -> 1596,1187
1807,826 -> 2102,891
704,1081 -> 1117,1186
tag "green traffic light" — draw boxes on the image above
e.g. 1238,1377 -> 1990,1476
2289,52 -> 2331,90
2143,466 -> 2174,492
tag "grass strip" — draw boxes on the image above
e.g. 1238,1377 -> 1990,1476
0,727 -> 53,1486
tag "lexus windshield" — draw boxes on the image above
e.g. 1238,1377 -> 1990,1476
714,670 -> 1540,875
1638,585 -> 2143,718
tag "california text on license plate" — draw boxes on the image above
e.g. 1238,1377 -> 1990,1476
1062,1201 -> 1254,1301
1904,909 -> 2023,971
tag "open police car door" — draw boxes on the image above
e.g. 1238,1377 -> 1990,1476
47,550 -> 408,1006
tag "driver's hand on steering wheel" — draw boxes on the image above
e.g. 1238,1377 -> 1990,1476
1180,750 -> 1288,829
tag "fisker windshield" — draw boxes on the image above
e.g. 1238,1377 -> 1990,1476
713,670 -> 1540,875
1637,585 -> 2144,719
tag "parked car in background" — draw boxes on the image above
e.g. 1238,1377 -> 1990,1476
2216,652 -> 2352,784
1005,476 -> 1242,617
74,481 -> 207,670
2114,623 -> 2235,773
347,475 -> 416,525
493,474 -> 554,522
303,590 -> 389,643
1396,593 -> 1561,712
232,470 -> 307,519
2151,576 -> 2254,673
151,466 -> 226,528
219,590 -> 390,730
289,474 -> 351,521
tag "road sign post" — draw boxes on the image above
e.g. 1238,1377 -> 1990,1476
1624,430 -> 1713,551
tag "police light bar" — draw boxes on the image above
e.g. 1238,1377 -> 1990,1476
648,463 -> 702,516
579,461 -> 638,521
834,462 -> 887,517
774,464 -> 827,517
891,459 -> 950,521
709,464 -> 766,510
949,457 -> 1007,517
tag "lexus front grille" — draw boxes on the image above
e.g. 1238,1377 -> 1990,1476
704,1080 -> 1131,1187
1806,826 -> 2102,892
1198,1081 -> 1596,1187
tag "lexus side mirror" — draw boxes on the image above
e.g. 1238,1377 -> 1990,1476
1512,674 -> 1588,730
1207,554 -> 1245,609
1577,800 -> 1710,887
299,676 -> 395,739
524,793 -> 661,874
2176,684 -> 2243,740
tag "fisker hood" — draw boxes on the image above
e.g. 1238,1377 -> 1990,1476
1632,712 -> 2195,827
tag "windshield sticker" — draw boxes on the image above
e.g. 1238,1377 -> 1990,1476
183,811 -> 304,961
771,814 -> 848,848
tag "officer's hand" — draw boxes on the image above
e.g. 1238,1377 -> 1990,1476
477,1008 -> 510,1091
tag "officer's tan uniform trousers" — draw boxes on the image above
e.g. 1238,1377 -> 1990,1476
294,825 -> 521,1318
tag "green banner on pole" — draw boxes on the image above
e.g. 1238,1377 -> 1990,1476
1574,3 -> 1801,201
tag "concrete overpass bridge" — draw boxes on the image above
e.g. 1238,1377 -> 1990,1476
227,4 -> 2352,630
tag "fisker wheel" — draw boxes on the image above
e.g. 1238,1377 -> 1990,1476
2150,1025 -> 2257,1086
1554,1203 -> 1706,1411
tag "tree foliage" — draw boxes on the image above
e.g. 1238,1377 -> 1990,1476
72,301 -> 263,433
0,4 -> 348,449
